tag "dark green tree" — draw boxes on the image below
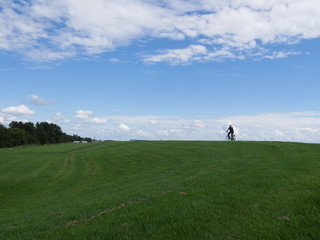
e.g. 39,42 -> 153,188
0,121 -> 93,148
0,124 -> 9,148
8,128 -> 27,146
36,122 -> 49,145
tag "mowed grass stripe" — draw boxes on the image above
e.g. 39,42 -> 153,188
0,141 -> 319,240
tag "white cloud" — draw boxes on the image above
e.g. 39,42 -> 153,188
53,112 -> 63,120
74,110 -> 94,119
86,117 -> 107,124
136,129 -> 152,137
144,44 -> 252,64
119,123 -> 130,132
0,104 -> 35,124
72,111 -> 320,142
1,104 -> 35,116
29,94 -> 55,105
218,112 -> 320,142
53,112 -> 70,123
102,115 -> 168,125
1,0 -> 320,63
264,50 -> 302,59
144,45 -> 208,64
109,58 -> 120,63
0,112 -> 18,125
73,110 -> 107,124
2,105 -> 318,143
24,48 -> 77,62
289,111 -> 320,116
47,109 -> 320,142
76,110 -> 94,115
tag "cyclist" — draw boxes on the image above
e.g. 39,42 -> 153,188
226,125 -> 234,139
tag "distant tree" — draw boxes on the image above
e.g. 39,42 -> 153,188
9,121 -> 25,129
0,121 -> 92,148
23,122 -> 36,133
0,124 -> 9,148
8,128 -> 27,146
48,123 -> 63,143
8,121 -> 37,144
84,137 -> 93,143
23,122 -> 37,144
36,122 -> 49,145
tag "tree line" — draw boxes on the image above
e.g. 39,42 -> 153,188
0,121 -> 92,148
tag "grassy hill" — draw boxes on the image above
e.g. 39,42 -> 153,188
0,141 -> 319,239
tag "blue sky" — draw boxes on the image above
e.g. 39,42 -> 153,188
1,0 -> 320,142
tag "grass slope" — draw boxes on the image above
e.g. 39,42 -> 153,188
0,141 -> 320,240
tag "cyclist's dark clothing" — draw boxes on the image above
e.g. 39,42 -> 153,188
227,126 -> 234,133
227,126 -> 234,138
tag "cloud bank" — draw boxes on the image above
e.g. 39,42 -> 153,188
1,0 -> 319,63
56,111 -> 320,143
1,104 -> 319,143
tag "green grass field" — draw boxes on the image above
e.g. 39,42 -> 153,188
1,141 -> 320,240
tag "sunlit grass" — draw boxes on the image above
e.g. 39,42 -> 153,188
1,141 -> 319,239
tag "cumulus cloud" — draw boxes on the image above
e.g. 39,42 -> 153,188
0,112 -> 18,125
1,104 -> 35,116
0,104 -> 35,124
1,0 -> 320,63
74,110 -> 94,119
73,110 -> 107,125
119,123 -> 130,132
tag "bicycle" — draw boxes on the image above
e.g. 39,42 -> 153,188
225,133 -> 236,141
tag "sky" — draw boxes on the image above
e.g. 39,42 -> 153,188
1,0 -> 320,142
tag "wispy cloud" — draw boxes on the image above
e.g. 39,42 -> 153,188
29,95 -> 55,105
143,45 -> 208,65
263,50 -> 302,59
86,117 -> 107,124
1,0 -> 320,63
53,112 -> 70,123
